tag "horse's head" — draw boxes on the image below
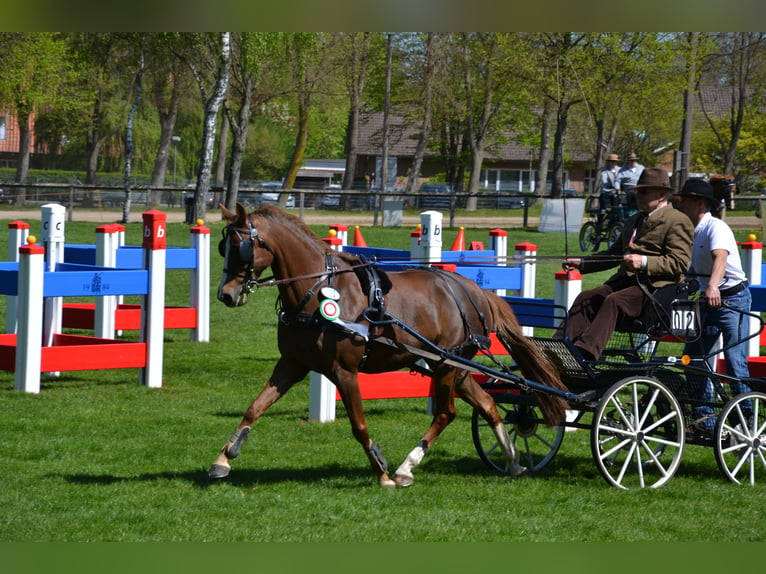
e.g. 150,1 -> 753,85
217,203 -> 274,307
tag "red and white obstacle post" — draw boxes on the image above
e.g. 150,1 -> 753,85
12,211 -> 169,393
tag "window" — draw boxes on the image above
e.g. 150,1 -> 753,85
481,168 -> 569,194
0,115 -> 6,141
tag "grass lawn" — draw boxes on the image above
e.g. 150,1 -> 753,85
0,212 -> 764,544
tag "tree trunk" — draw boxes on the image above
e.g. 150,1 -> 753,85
121,49 -> 144,223
536,97 -> 553,197
224,79 -> 253,212
13,109 -> 31,206
342,33 -> 371,195
283,93 -> 310,199
191,32 -> 231,223
214,108 -> 229,209
404,35 -> 437,200
551,99 -> 570,198
149,77 -> 181,206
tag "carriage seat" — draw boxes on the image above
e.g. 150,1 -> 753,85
615,280 -> 697,338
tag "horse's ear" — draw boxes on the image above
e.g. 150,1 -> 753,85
220,203 -> 235,224
235,202 -> 248,223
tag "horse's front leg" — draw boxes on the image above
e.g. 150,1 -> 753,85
336,370 -> 396,489
393,369 -> 459,488
208,360 -> 305,479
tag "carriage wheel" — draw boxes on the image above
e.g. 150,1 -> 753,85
606,222 -> 624,248
713,392 -> 766,485
471,389 -> 565,475
579,222 -> 600,252
590,376 -> 684,489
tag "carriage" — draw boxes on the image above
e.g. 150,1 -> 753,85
470,296 -> 766,488
212,204 -> 766,490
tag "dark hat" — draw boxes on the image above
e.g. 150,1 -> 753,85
674,178 -> 716,203
606,153 -> 620,162
634,167 -> 673,191
627,153 -> 638,161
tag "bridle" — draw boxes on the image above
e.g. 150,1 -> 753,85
218,213 -> 354,310
218,213 -> 274,295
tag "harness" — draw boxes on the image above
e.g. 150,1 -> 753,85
220,215 -> 492,371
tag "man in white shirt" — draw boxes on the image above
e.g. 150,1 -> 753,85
674,178 -> 752,433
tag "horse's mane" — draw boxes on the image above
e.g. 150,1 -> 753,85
254,205 -> 328,249
252,205 -> 393,295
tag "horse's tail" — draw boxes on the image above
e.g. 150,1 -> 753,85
485,293 -> 569,425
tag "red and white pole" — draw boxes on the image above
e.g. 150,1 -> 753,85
139,211 -> 167,388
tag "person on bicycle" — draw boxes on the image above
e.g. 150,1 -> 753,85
562,168 -> 694,361
599,153 -> 621,216
674,178 -> 752,434
617,152 -> 644,215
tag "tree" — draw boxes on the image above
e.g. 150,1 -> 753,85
175,32 -> 231,222
340,32 -> 372,192
121,38 -> 146,223
146,33 -> 195,207
0,33 -> 81,204
403,33 -> 440,196
223,32 -> 287,212
698,32 -> 766,177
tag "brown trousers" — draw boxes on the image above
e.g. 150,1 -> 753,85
565,274 -> 648,360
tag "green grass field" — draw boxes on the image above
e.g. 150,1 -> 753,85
0,212 -> 765,543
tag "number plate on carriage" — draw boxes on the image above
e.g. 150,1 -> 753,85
671,300 -> 698,338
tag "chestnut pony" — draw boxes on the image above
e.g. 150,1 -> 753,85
209,204 -> 568,488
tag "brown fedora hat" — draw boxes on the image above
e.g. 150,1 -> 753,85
627,153 -> 638,161
606,153 -> 620,162
634,167 -> 673,191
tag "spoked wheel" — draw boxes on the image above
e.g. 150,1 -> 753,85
591,376 -> 684,489
472,389 -> 565,475
606,222 -> 624,248
579,221 -> 600,252
714,392 -> 766,485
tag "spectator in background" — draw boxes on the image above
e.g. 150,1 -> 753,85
618,152 -> 645,214
599,153 -> 621,213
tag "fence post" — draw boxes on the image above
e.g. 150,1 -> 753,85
41,204 -> 66,377
420,211 -> 443,264
5,221 -> 30,334
489,229 -> 508,296
15,239 -> 45,393
94,224 -> 123,339
190,222 -> 211,343
741,239 -> 763,357
139,211 -> 167,388
514,242 -> 537,336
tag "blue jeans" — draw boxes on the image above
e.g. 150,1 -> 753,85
684,288 -> 752,430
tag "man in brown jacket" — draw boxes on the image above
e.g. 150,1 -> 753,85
562,168 -> 694,360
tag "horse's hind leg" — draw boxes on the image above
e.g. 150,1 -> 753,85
209,360 -> 305,479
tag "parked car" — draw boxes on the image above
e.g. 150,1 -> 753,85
240,182 -> 295,209
318,184 -> 342,210
416,183 -> 455,209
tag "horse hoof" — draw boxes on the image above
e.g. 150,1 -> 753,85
208,463 -> 231,479
379,474 -> 396,489
512,465 -> 529,478
394,474 -> 414,488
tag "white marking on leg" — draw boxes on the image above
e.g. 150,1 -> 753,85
394,442 -> 428,486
